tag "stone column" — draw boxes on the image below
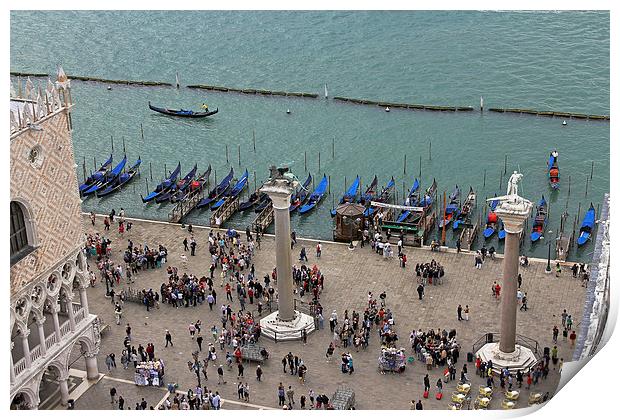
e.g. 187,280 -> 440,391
51,305 -> 62,342
65,293 -> 76,331
10,344 -> 16,385
21,329 -> 32,368
79,286 -> 89,314
85,352 -> 99,380
495,209 -> 529,354
59,377 -> 70,406
36,317 -> 47,357
266,190 -> 295,321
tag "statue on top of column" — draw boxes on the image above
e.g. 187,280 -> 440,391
507,171 -> 523,197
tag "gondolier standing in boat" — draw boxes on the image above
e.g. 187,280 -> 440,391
202,103 -> 209,111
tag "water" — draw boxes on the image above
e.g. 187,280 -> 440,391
10,11 -> 610,260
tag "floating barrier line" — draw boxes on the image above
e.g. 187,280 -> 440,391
187,84 -> 318,98
333,96 -> 474,112
10,71 -> 172,87
488,107 -> 609,121
10,71 -> 609,120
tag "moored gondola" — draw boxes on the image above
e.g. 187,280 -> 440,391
155,164 -> 198,204
212,169 -> 249,210
452,186 -> 475,230
364,177 -> 394,217
299,174 -> 328,215
577,203 -> 596,246
141,162 -> 182,203
330,175 -> 360,217
82,156 -> 127,196
197,167 -> 234,209
548,151 -> 560,190
289,174 -> 313,212
97,157 -> 142,198
79,154 -> 113,193
530,195 -> 548,242
439,185 -> 460,229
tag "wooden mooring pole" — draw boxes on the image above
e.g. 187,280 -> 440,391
140,123 -> 144,141
304,151 -> 307,172
403,154 -> 407,174
504,154 -> 507,175
318,151 -> 321,171
332,137 -> 335,159
226,145 -> 229,163
253,130 -> 256,153
149,162 -> 153,181
238,145 -> 241,166
111,135 -> 114,152
590,161 -> 594,180
429,141 -> 432,161
483,169 -> 486,189
585,177 -> 589,197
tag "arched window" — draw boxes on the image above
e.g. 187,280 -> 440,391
10,201 -> 33,264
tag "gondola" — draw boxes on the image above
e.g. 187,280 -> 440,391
171,165 -> 211,203
79,154 -> 113,193
299,174 -> 328,215
498,220 -> 506,240
359,176 -> 379,206
240,191 -> 267,212
82,156 -> 127,196
197,168 -> 234,209
289,174 -> 313,212
211,169 -> 249,210
577,203 -> 596,246
548,151 -> 560,190
439,185 -> 461,229
254,195 -> 272,213
418,178 -> 437,208
364,177 -> 395,217
330,175 -> 360,217
396,178 -> 421,223
148,101 -> 218,118
97,157 -> 142,198
530,195 -> 548,242
141,162 -> 182,203
482,197 -> 500,239
452,186 -> 475,230
155,164 -> 198,204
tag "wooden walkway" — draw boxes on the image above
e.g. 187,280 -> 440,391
210,196 -> 239,228
168,186 -> 207,223
251,203 -> 274,233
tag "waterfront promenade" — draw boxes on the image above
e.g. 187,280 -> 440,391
69,215 -> 586,410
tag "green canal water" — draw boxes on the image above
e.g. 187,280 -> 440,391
10,11 -> 609,261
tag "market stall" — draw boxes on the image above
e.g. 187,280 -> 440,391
378,346 -> 406,373
134,360 -> 164,386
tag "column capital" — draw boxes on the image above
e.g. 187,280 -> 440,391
495,202 -> 532,234
36,316 -> 47,326
260,179 -> 296,210
51,304 -> 61,313
20,328 -> 31,339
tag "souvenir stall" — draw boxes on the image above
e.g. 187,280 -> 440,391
134,360 -> 164,386
378,346 -> 407,373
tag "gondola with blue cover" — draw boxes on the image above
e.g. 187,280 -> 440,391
211,169 -> 249,210
141,162 -> 182,203
197,168 -> 234,209
530,195 -> 548,242
155,164 -> 198,204
299,174 -> 328,215
171,165 -> 211,203
364,177 -> 395,217
482,196 -> 500,239
439,185 -> 460,229
97,157 -> 142,198
330,175 -> 360,217
82,156 -> 127,196
548,151 -> 560,190
577,203 -> 596,246
452,186 -> 475,230
79,154 -> 113,193
240,191 -> 267,212
289,174 -> 313,212
396,178 -> 421,223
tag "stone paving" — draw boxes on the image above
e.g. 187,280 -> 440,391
72,215 -> 586,410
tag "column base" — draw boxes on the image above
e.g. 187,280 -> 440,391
85,355 -> 99,380
259,311 -> 315,341
476,343 -> 538,374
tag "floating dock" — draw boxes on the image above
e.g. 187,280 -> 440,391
459,223 -> 478,251
168,187 -> 206,224
187,84 -> 318,98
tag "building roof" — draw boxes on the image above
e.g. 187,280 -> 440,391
336,202 -> 366,217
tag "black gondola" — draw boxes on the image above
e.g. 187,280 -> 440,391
148,101 -> 218,118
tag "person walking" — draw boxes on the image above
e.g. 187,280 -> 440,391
217,365 -> 226,384
118,395 -> 125,410
552,326 -> 559,344
316,242 -> 322,258
183,237 -> 189,252
110,387 -> 118,404
424,374 -> 430,392
190,238 -> 197,256
165,330 -> 173,347
417,283 -> 424,300
256,365 -> 263,381
464,305 -> 470,321
286,386 -> 295,407
197,334 -> 204,351
457,304 -> 463,321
